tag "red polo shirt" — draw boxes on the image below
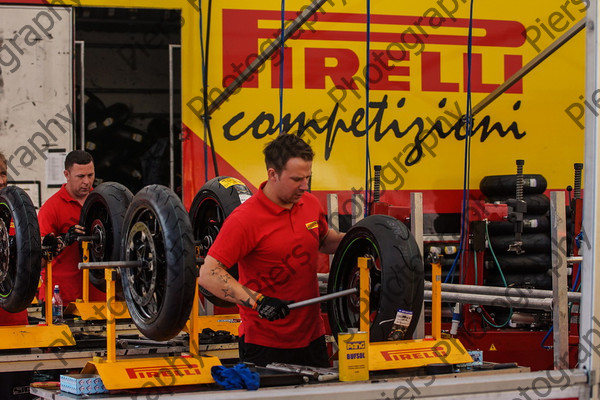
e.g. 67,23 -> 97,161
38,184 -> 104,303
208,182 -> 328,348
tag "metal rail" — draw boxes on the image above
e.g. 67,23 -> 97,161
423,290 -> 553,311
78,261 -> 143,269
424,281 -> 581,302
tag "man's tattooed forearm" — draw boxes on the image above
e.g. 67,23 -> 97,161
222,286 -> 235,299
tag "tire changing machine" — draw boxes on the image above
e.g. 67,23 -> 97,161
76,259 -> 222,391
338,255 -> 472,381
74,257 -> 472,391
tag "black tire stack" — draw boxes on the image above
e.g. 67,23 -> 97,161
77,90 -> 170,193
479,174 -> 552,290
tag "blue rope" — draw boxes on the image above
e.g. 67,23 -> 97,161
279,0 -> 285,133
444,0 -> 475,284
460,0 -> 475,280
364,0 -> 371,217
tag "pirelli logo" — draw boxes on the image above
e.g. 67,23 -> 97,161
125,364 -> 202,380
381,346 -> 447,361
305,221 -> 319,230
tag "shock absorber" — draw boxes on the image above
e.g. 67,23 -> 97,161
515,159 -> 524,202
508,160 -> 526,254
571,163 -> 584,262
574,163 -> 583,200
373,165 -> 382,203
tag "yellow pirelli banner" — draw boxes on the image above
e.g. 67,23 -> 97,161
181,0 -> 585,210
68,0 -> 585,210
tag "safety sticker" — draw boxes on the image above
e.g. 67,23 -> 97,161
489,344 -> 497,351
219,177 -> 244,188
239,194 -> 251,204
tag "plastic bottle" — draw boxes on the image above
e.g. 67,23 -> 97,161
450,303 -> 461,335
52,284 -> 63,324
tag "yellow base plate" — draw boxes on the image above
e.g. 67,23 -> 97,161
0,324 -> 75,349
82,355 -> 222,390
65,301 -> 130,320
368,338 -> 473,370
184,314 -> 241,334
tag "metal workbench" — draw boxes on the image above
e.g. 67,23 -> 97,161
30,368 -> 589,400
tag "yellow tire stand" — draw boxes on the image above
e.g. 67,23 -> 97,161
0,254 -> 75,350
80,269 -> 221,390
64,241 -> 130,321
340,256 -> 472,379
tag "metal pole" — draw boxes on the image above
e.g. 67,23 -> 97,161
168,44 -> 181,191
423,290 -> 553,311
288,288 -> 357,310
411,192 -> 425,340
423,281 -> 581,302
550,191 -> 569,369
207,0 -> 329,114
78,261 -> 143,269
581,3 -> 599,386
75,40 -> 85,150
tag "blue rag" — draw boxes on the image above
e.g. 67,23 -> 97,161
211,363 -> 260,390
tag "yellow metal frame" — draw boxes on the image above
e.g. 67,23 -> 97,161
0,255 -> 75,350
356,256 -> 472,373
65,241 -> 130,320
185,281 -> 240,354
82,269 -> 222,390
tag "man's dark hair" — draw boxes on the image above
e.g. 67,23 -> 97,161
264,134 -> 314,173
65,150 -> 93,170
0,151 -> 6,167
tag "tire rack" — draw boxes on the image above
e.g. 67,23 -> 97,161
454,191 -> 573,370
333,190 -> 574,370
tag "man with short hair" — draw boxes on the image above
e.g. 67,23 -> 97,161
38,150 -> 104,303
199,134 -> 344,367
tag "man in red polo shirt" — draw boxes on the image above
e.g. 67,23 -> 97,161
199,134 -> 344,367
38,150 -> 104,304
0,151 -> 29,326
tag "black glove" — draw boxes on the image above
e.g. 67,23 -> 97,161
61,225 -> 84,247
254,295 -> 291,321
42,233 -> 61,256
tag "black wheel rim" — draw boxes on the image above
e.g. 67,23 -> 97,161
193,196 -> 225,258
124,208 -> 166,323
82,201 -> 112,262
90,220 -> 107,261
81,200 -> 112,283
329,236 -> 382,334
0,204 -> 15,298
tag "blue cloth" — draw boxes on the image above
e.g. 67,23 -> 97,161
211,363 -> 260,390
